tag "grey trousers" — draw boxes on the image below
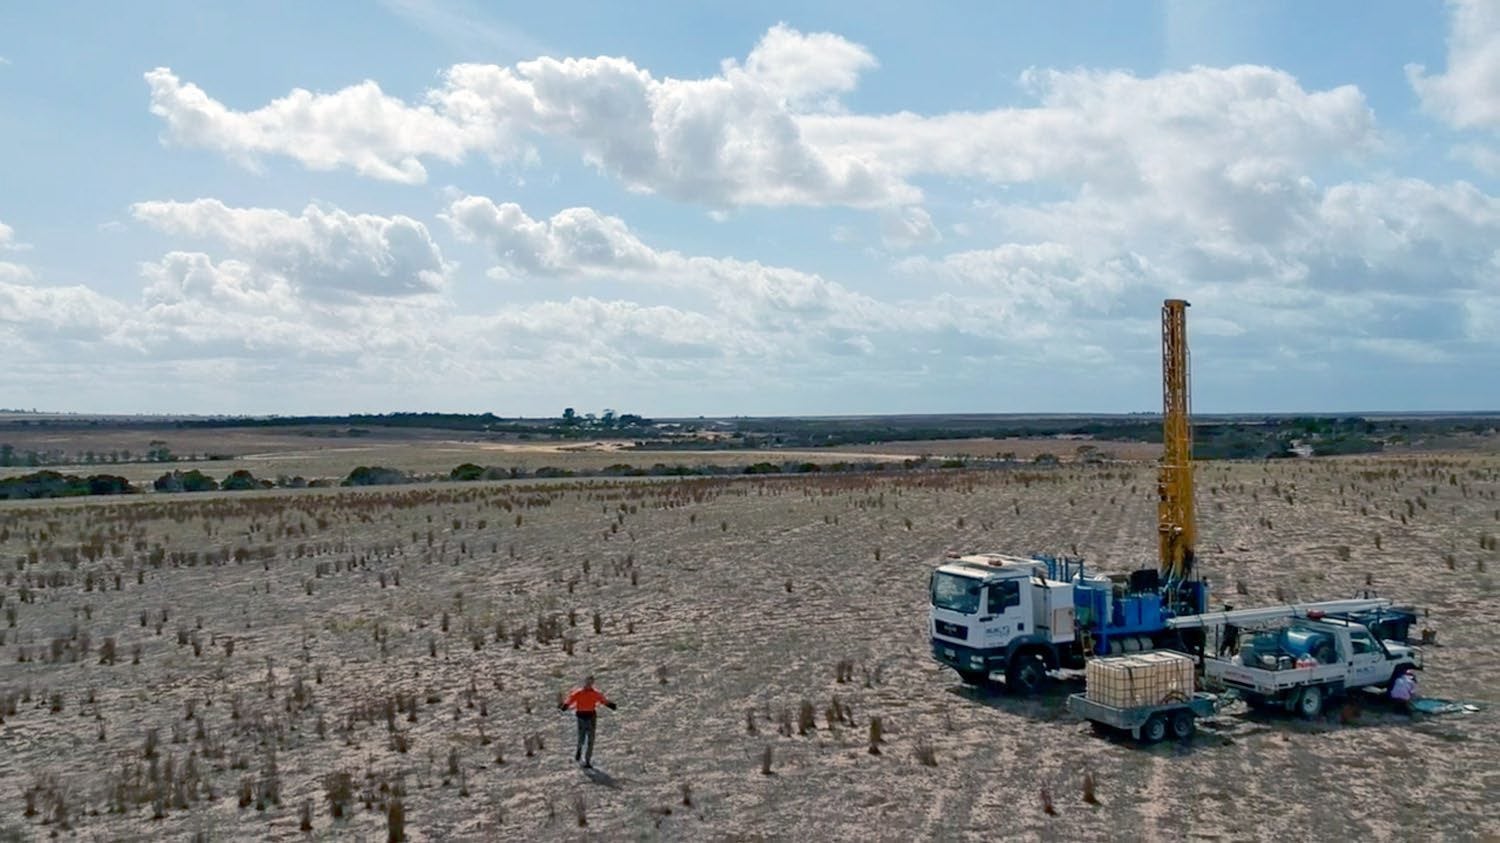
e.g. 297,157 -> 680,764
575,713 -> 597,762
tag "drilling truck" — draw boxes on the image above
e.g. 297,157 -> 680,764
928,300 -> 1415,694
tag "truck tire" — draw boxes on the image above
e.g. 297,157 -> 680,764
1141,715 -> 1167,744
1296,685 -> 1324,719
1170,710 -> 1196,740
1006,651 -> 1048,695
957,670 -> 989,687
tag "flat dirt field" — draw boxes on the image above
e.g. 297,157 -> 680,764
0,425 -> 1160,488
0,449 -> 1497,841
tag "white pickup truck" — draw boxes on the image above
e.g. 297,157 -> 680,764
1202,615 -> 1421,717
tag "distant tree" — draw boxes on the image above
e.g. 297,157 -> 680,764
561,407 -> 578,426
0,443 -> 12,466
86,474 -> 135,495
220,470 -> 264,491
449,463 -> 486,482
601,409 -> 617,428
154,470 -> 219,493
342,466 -> 409,486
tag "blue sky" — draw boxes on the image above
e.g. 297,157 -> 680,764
2,1 -> 1498,416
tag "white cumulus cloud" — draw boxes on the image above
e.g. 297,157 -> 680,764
131,199 -> 450,297
1407,0 -> 1500,130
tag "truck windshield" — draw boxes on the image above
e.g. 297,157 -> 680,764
931,571 -> 981,614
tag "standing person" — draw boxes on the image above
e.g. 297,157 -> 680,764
559,676 -> 617,768
1218,605 -> 1240,657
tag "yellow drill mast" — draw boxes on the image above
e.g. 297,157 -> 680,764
1158,299 -> 1196,581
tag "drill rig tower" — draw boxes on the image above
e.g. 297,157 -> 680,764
1158,299 -> 1196,587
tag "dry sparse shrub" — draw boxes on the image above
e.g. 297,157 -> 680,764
868,717 -> 884,754
1041,786 -> 1057,816
915,738 -> 937,767
574,794 -> 588,827
1083,771 -> 1098,804
760,745 -> 774,775
300,799 -> 314,832
387,794 -> 405,842
324,771 -> 353,818
797,700 -> 816,735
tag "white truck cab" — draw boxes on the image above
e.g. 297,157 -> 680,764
929,554 -> 1077,692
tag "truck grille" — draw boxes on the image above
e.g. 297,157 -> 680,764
935,620 -> 967,640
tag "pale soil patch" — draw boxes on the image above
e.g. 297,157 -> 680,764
0,455 -> 1495,840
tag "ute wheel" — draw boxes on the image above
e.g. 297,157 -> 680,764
957,670 -> 989,687
1170,710 -> 1196,740
1141,715 -> 1167,744
1296,685 -> 1324,719
1006,652 -> 1048,695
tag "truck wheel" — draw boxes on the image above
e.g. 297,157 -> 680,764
1296,686 -> 1324,719
957,670 -> 989,687
1006,652 -> 1048,695
1141,715 -> 1167,744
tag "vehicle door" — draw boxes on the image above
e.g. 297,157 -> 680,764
974,579 -> 1026,649
1346,628 -> 1389,687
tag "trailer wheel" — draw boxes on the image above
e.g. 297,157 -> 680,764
1296,685 -> 1324,719
1141,715 -> 1167,744
1170,710 -> 1196,740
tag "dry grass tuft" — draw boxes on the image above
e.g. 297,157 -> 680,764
914,737 -> 937,767
797,700 -> 816,735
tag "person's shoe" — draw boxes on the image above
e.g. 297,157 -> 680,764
582,761 -> 592,769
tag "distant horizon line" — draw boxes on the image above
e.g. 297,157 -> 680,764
3,409 -> 1499,421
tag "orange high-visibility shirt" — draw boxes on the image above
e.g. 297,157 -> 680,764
564,687 -> 611,713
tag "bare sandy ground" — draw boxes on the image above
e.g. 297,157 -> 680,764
0,454 -> 1496,840
0,427 -> 1153,487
